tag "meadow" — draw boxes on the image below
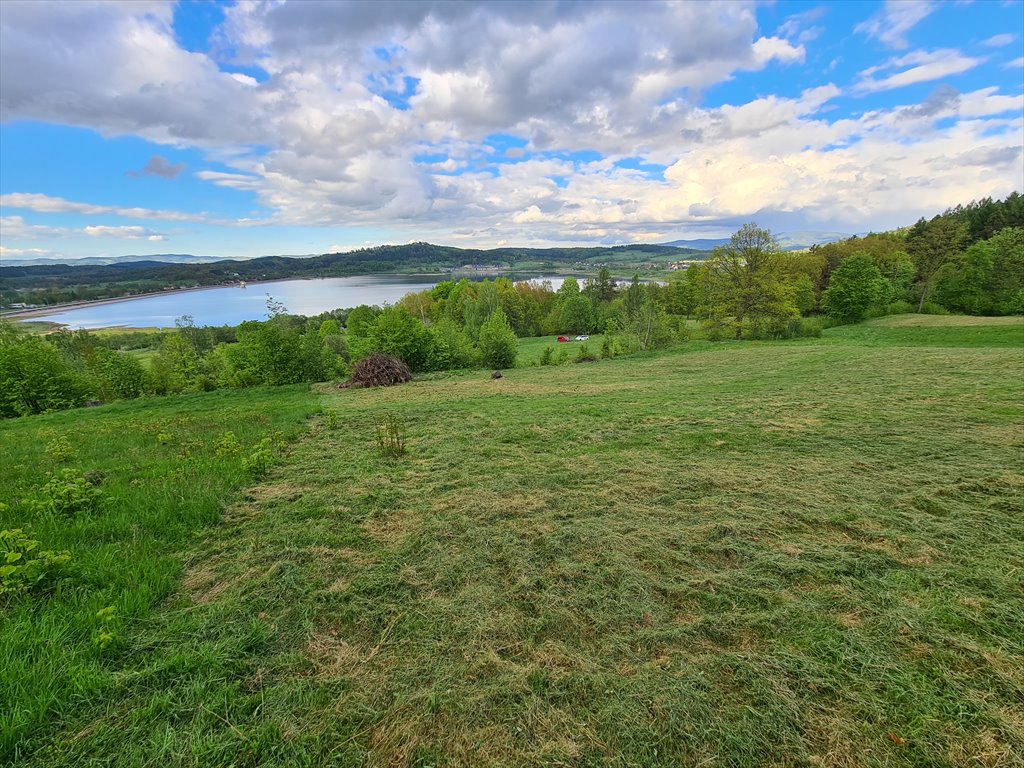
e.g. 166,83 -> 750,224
2,315 -> 1022,766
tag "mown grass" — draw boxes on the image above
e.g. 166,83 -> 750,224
517,334 -> 606,366
0,387 -> 321,760
6,314 -> 1024,767
821,314 -> 1024,348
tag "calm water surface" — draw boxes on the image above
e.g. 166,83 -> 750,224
34,274 -> 568,329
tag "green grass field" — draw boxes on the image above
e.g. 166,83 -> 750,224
516,334 -> 606,366
2,315 -> 1022,766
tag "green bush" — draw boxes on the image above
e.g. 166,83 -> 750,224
92,606 -> 119,652
478,309 -> 518,369
213,431 -> 242,457
0,528 -> 72,600
886,301 -> 916,315
91,348 -> 146,400
26,469 -> 104,519
701,321 -> 728,342
575,343 -> 597,362
920,301 -> 950,315
241,432 -> 286,478
44,436 -> 74,464
0,326 -> 94,417
539,346 -> 554,366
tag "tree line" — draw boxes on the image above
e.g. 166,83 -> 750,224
2,191 -> 1020,418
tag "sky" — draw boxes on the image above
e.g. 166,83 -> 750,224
0,0 -> 1022,261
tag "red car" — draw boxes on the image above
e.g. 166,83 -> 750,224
557,335 -> 570,342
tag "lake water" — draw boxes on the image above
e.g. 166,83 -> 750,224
32,274 -> 569,329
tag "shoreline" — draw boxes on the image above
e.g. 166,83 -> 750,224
3,282 -> 248,321
2,270 -> 578,328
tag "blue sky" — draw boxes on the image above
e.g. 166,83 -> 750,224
1,0 -> 1021,260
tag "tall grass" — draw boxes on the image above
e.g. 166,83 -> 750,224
0,386 -> 319,759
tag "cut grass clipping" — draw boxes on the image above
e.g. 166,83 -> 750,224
3,315 -> 1023,767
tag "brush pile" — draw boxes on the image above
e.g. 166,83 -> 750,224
341,353 -> 412,388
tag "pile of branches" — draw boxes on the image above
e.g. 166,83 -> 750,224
341,353 -> 412,388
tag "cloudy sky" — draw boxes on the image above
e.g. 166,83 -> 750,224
1,0 -> 1022,260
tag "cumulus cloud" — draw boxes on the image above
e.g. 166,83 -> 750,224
855,1 -> 935,50
0,0 -> 1021,249
126,155 -> 186,179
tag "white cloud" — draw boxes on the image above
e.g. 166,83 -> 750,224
983,34 -> 1016,48
854,49 -> 982,93
84,225 -> 167,240
0,0 -> 1021,250
855,1 -> 935,50
777,6 -> 827,45
1,215 -> 168,242
751,36 -> 806,67
0,193 -> 205,222
0,245 -> 51,257
1005,57 -> 1024,69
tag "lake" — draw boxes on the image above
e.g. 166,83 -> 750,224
31,274 -> 569,329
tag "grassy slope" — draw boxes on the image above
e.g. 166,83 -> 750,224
0,387 -> 321,759
8,315 -> 1024,766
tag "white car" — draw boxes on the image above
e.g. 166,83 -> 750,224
574,335 -> 590,341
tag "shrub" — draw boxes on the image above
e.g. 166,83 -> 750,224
886,301 -> 915,315
701,321 -> 728,342
0,528 -> 72,600
375,413 -> 407,458
93,606 -> 119,651
600,337 -> 613,359
91,348 -> 146,400
919,301 -> 949,315
26,469 -> 104,518
539,346 -> 554,366
241,432 -> 286,478
325,409 -> 338,430
478,309 -> 518,369
779,317 -> 823,339
358,307 -> 434,371
44,436 -> 74,464
213,431 -> 242,457
0,328 -> 94,417
575,343 -> 597,362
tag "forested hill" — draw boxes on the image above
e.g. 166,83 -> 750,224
0,243 -> 702,307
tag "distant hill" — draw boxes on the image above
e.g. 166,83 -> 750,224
0,253 -> 231,267
0,242 -> 704,307
662,232 -> 855,251
0,253 -> 324,267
